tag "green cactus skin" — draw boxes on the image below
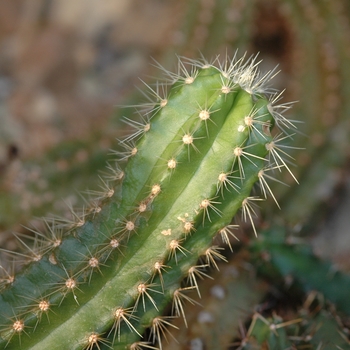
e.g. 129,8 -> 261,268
0,54 -> 295,349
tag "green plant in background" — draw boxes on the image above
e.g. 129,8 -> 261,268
0,54 -> 296,349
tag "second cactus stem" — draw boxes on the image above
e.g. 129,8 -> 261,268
0,54 -> 296,349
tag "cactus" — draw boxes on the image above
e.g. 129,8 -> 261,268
236,304 -> 350,350
250,227 -> 350,315
0,54 -> 296,349
2,1 -> 350,348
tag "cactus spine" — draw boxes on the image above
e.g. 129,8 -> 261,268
0,54 -> 296,349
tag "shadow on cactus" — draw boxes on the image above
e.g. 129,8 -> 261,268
0,53 -> 297,349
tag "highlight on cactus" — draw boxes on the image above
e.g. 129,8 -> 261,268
0,52 -> 297,349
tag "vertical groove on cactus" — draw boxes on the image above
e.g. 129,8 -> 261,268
0,53 -> 296,349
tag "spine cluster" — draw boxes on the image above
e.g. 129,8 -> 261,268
0,53 -> 296,349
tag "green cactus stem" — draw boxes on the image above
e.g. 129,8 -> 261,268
250,227 -> 350,315
0,54 -> 296,349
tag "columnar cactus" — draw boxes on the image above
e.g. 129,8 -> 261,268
0,54 -> 296,349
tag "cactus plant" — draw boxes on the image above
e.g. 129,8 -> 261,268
235,304 -> 350,350
0,54 -> 296,349
2,1 -> 350,348
250,226 -> 350,315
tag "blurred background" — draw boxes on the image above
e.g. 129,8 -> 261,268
0,1 -> 350,347
0,0 -> 185,237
